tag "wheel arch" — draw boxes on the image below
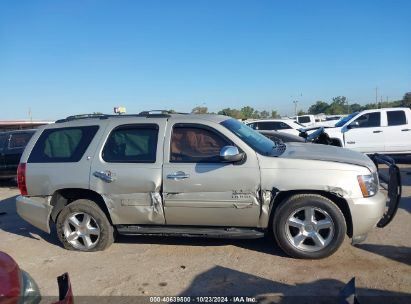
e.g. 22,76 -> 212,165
50,188 -> 113,225
269,190 -> 353,238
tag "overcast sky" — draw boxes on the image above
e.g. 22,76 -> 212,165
1,0 -> 410,119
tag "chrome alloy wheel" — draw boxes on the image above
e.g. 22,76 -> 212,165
63,212 -> 101,250
285,207 -> 335,252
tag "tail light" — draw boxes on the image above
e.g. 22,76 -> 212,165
17,163 -> 28,196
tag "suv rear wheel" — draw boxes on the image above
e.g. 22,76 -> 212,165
273,194 -> 346,259
56,199 -> 115,251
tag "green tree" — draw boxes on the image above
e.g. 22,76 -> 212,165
191,106 -> 208,114
240,106 -> 255,119
260,110 -> 270,118
218,108 -> 243,119
271,110 -> 280,118
326,96 -> 348,115
297,110 -> 306,116
349,103 -> 362,113
401,92 -> 411,108
308,101 -> 329,114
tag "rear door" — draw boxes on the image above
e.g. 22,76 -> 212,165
343,111 -> 385,153
162,118 -> 261,227
384,109 -> 411,153
90,120 -> 167,225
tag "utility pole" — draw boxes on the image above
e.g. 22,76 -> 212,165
293,100 -> 298,116
375,87 -> 378,105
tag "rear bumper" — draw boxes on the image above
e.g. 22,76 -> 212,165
348,191 -> 386,242
16,195 -> 52,233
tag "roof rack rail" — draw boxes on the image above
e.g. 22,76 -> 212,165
55,114 -> 107,123
55,110 -> 188,123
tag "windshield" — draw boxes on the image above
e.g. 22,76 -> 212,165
334,112 -> 358,127
221,119 -> 284,156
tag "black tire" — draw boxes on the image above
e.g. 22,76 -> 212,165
56,199 -> 115,252
273,194 -> 346,259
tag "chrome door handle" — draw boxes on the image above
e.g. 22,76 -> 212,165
401,129 -> 410,132
167,171 -> 190,180
93,171 -> 115,183
373,130 -> 383,133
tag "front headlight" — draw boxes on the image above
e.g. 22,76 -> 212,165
357,173 -> 379,197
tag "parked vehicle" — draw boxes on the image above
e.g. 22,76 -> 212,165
258,130 -> 305,144
292,115 -> 317,127
0,130 -> 35,179
245,119 -> 303,136
306,108 -> 411,154
16,112 -> 399,259
0,251 -> 72,304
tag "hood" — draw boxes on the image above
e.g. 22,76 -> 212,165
279,142 -> 376,172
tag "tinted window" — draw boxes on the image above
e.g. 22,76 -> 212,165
170,125 -> 230,162
0,134 -> 7,152
8,133 -> 33,149
247,123 -> 257,129
102,124 -> 158,163
221,119 -> 284,156
257,121 -> 291,130
387,111 -> 406,126
353,112 -> 381,128
298,116 -> 311,123
28,126 -> 99,163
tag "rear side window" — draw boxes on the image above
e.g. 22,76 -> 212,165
8,133 -> 33,149
298,116 -> 311,124
257,121 -> 291,130
387,110 -> 406,126
0,134 -> 7,152
102,124 -> 158,163
28,126 -> 99,163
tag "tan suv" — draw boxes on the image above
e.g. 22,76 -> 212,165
16,112 -> 398,259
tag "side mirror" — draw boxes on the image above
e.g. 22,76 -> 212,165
220,146 -> 244,162
347,121 -> 359,129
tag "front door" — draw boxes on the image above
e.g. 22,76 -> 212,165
163,121 -> 261,227
343,111 -> 385,153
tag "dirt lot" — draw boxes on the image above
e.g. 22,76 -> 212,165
0,165 -> 410,303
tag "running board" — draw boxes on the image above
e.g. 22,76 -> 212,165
116,225 -> 265,239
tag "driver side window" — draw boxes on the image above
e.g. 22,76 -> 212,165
170,125 -> 230,163
353,112 -> 381,128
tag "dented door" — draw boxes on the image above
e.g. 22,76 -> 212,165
90,120 -> 167,225
162,120 -> 261,227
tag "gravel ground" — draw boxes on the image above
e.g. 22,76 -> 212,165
0,165 -> 410,303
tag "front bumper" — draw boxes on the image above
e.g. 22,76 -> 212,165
348,191 -> 386,242
16,195 -> 52,233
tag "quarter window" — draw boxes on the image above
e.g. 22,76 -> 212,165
387,111 -> 406,126
28,126 -> 99,163
0,134 -> 7,152
102,124 -> 158,163
170,125 -> 230,163
353,112 -> 381,128
256,121 -> 291,130
8,133 -> 33,149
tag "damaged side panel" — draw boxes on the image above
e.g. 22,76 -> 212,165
89,120 -> 167,225
102,191 -> 165,224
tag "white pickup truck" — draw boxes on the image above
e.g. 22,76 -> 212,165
315,107 -> 411,154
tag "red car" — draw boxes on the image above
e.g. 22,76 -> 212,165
0,252 -> 73,304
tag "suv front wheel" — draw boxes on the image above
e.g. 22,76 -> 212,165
273,194 -> 346,259
56,199 -> 115,251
